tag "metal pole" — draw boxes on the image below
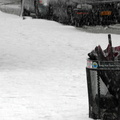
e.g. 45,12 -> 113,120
20,0 -> 25,17
108,34 -> 114,61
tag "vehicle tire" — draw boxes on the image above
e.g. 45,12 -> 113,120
23,8 -> 30,16
34,0 -> 41,18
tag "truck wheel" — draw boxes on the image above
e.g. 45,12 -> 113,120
34,0 -> 41,18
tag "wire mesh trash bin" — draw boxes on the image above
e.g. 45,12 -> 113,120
86,59 -> 120,120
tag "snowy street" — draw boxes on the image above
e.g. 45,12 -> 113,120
0,11 -> 120,120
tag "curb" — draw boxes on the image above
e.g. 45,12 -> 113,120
109,24 -> 120,29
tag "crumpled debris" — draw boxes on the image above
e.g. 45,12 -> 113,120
88,42 -> 120,61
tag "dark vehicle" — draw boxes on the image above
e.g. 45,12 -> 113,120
22,0 -> 50,18
49,0 -> 93,23
68,4 -> 93,26
49,0 -> 120,25
22,0 -> 88,21
91,1 -> 119,25
22,0 -> 120,25
46,0 -> 78,23
68,0 -> 120,26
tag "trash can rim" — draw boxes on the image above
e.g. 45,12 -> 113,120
87,58 -> 120,69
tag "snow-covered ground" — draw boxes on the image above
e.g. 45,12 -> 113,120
0,11 -> 120,120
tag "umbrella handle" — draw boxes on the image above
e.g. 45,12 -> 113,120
108,34 -> 114,61
108,34 -> 112,46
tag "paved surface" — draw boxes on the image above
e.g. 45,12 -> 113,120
80,25 -> 120,34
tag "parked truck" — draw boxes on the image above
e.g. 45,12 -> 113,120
22,0 -> 120,25
68,0 -> 120,26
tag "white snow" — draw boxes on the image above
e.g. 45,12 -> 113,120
0,11 -> 119,120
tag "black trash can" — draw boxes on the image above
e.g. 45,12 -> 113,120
86,59 -> 120,120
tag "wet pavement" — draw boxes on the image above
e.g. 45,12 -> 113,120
79,25 -> 120,35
